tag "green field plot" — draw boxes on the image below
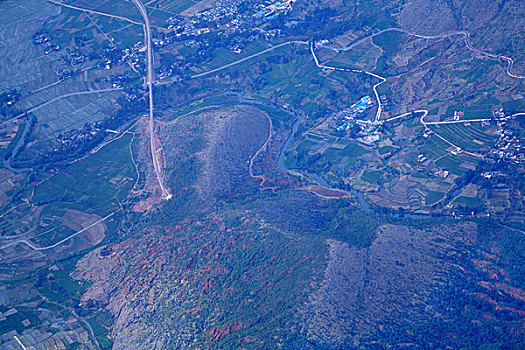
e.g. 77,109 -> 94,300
0,0 -> 62,92
202,42 -> 368,120
323,142 -> 367,162
378,145 -> 395,155
455,59 -> 497,83
64,0 -> 142,22
288,137 -> 367,175
489,193 -> 509,208
463,104 -> 493,119
54,5 -> 143,50
147,8 -> 174,27
36,255 -> 92,307
430,122 -> 497,153
342,142 -> 368,160
362,169 -> 382,183
30,90 -> 123,137
444,104 -> 464,118
87,312 -> 113,350
49,7 -> 93,44
425,190 -> 445,205
87,14 -> 142,47
262,56 -> 327,102
146,0 -> 198,15
0,307 -> 40,334
371,30 -> 407,73
453,196 -> 480,207
0,204 -> 38,238
33,133 -> 136,214
201,41 -> 273,71
0,133 -> 134,239
435,155 -> 470,175
502,98 -> 525,114
261,56 -> 303,88
295,139 -> 321,154
326,42 -> 382,71
403,151 -> 421,168
0,121 -> 25,160
419,136 -> 450,160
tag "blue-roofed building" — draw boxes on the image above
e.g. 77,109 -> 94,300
254,10 -> 268,18
337,123 -> 349,131
361,95 -> 372,103
264,13 -> 280,21
356,101 -> 368,110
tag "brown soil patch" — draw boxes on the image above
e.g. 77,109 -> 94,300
132,191 -> 163,212
309,185 -> 349,198
60,210 -> 107,246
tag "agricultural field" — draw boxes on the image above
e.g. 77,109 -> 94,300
63,0 -> 143,22
197,41 -> 274,71
0,0 -> 62,94
324,41 -> 383,72
30,91 -> 122,135
0,0 -> 524,349
285,107 -> 509,215
0,132 -> 136,257
144,0 -> 198,15
0,0 -> 148,159
0,128 -> 138,349
429,122 -> 497,154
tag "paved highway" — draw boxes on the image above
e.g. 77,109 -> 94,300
0,210 -> 119,251
130,0 -> 171,200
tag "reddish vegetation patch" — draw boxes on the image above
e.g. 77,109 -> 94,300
496,283 -> 525,303
471,242 -> 525,330
470,258 -> 509,281
72,216 -> 319,348
309,185 -> 349,198
208,322 -> 247,342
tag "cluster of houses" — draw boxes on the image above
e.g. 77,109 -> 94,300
159,0 -> 294,54
485,115 -> 524,164
32,31 -> 60,55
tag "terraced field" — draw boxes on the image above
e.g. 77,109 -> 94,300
430,122 -> 497,153
325,41 -> 383,71
0,133 -> 135,246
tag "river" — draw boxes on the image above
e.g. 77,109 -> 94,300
275,114 -> 438,218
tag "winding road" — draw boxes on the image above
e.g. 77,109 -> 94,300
11,3 -> 525,201
310,41 -> 387,123
322,28 -> 524,79
384,109 -> 485,158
